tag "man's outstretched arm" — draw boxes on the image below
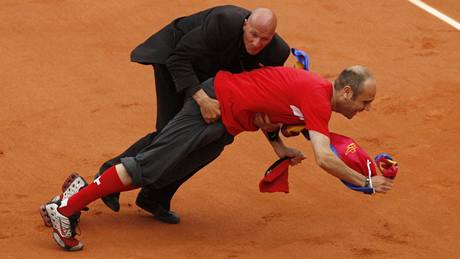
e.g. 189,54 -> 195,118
308,130 -> 393,193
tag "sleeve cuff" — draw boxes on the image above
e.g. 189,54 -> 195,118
172,75 -> 201,93
185,84 -> 201,98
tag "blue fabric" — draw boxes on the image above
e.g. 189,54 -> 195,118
374,153 -> 394,164
291,48 -> 310,70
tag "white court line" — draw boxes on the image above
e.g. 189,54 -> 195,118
408,0 -> 460,31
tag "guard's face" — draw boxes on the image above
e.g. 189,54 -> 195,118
339,79 -> 376,119
242,19 -> 274,55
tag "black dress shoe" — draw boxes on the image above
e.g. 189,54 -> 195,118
136,197 -> 180,224
101,193 -> 121,212
95,171 -> 121,212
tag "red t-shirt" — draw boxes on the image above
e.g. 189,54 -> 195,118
215,67 -> 332,136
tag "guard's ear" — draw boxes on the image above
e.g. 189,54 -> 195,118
242,19 -> 249,31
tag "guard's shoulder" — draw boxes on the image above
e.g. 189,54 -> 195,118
212,5 -> 250,14
208,5 -> 250,22
271,34 -> 290,52
261,35 -> 290,65
202,5 -> 249,36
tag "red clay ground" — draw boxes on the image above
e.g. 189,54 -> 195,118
1,0 -> 459,258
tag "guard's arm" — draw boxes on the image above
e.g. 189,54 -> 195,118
166,10 -> 241,122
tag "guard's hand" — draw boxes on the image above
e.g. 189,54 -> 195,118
254,113 -> 281,132
193,89 -> 221,123
371,175 -> 394,193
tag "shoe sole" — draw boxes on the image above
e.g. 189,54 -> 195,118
43,203 -> 84,251
52,231 -> 83,251
40,203 -> 52,227
136,199 -> 180,224
40,173 -> 88,227
153,212 -> 181,224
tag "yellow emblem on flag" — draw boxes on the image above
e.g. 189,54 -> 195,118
345,143 -> 359,155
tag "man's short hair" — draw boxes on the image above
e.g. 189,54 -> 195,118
334,65 -> 373,98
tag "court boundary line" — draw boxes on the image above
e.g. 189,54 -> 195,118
408,0 -> 460,31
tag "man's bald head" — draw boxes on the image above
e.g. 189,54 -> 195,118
243,8 -> 277,55
334,65 -> 375,97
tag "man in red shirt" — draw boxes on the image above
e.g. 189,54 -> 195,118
215,66 -> 384,185
41,65 -> 393,251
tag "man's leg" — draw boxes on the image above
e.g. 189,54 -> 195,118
43,164 -> 137,251
43,84 -> 225,250
135,133 -> 233,223
97,64 -> 183,212
98,133 -> 156,174
57,96 -> 217,217
121,96 -> 227,188
133,78 -> 231,222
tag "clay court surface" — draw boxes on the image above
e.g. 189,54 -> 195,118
1,0 -> 459,258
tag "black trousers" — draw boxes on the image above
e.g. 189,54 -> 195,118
121,78 -> 231,186
99,132 -> 231,210
98,65 -> 229,210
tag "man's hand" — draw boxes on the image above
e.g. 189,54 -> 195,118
370,176 -> 394,193
273,145 -> 306,166
193,89 -> 221,123
254,113 -> 281,132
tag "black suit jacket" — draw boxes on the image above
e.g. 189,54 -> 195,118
131,5 -> 290,94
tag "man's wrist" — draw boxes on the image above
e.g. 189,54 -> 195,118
364,177 -> 374,188
363,177 -> 370,187
266,128 -> 280,142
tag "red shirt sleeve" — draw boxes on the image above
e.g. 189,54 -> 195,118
299,87 -> 331,137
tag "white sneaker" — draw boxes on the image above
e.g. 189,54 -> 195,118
43,202 -> 83,251
40,173 -> 87,227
